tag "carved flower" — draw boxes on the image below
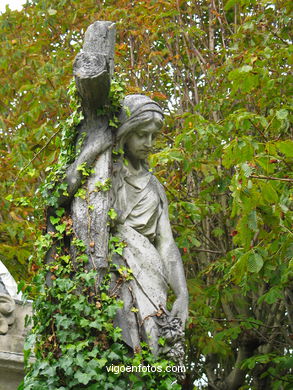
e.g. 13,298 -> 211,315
159,316 -> 184,342
0,294 -> 15,335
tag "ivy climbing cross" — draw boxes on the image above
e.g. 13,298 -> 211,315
68,21 -> 116,283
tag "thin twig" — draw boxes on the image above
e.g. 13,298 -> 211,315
193,248 -> 223,254
265,371 -> 293,384
211,318 -> 281,329
250,175 -> 293,183
11,127 -> 62,190
248,118 -> 268,140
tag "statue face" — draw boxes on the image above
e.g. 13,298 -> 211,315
124,121 -> 161,161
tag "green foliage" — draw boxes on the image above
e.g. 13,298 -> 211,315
108,235 -> 127,256
0,0 -> 292,389
97,74 -> 127,127
39,80 -> 83,207
148,1 -> 292,388
108,208 -> 118,220
23,252 -> 179,389
95,178 -> 112,192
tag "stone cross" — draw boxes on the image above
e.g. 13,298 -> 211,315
70,21 -> 116,282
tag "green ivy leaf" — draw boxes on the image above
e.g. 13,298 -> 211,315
74,371 -> 92,385
50,216 -> 60,225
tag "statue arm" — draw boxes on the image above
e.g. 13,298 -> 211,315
155,194 -> 188,325
57,124 -> 112,206
46,125 -> 112,271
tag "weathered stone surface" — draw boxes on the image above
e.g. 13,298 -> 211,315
71,147 -> 112,276
0,295 -> 15,335
0,352 -> 25,390
0,300 -> 32,390
0,262 -> 22,300
73,21 -> 115,112
109,95 -> 188,364
68,22 -> 116,279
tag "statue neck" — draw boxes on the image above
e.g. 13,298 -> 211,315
124,157 -> 146,176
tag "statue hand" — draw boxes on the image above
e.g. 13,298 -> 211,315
170,295 -> 188,327
63,128 -> 112,202
90,126 -> 112,154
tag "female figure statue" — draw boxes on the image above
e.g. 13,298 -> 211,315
110,95 -> 188,359
48,93 -> 188,360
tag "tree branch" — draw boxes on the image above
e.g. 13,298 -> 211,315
193,248 -> 223,254
11,126 -> 62,191
224,346 -> 253,390
250,175 -> 293,182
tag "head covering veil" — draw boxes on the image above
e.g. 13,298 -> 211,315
111,94 -> 164,211
115,94 -> 164,150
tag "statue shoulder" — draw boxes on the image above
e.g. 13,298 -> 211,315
151,174 -> 168,205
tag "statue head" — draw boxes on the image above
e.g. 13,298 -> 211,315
115,95 -> 164,161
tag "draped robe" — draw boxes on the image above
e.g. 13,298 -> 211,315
111,163 -> 170,353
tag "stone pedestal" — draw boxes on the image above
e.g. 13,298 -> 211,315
0,301 -> 32,390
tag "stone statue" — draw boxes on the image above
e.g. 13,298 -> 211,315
46,21 -> 188,361
0,261 -> 32,390
0,261 -> 18,335
0,293 -> 15,335
110,95 -> 188,360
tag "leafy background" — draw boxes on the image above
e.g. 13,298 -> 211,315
0,0 -> 292,389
